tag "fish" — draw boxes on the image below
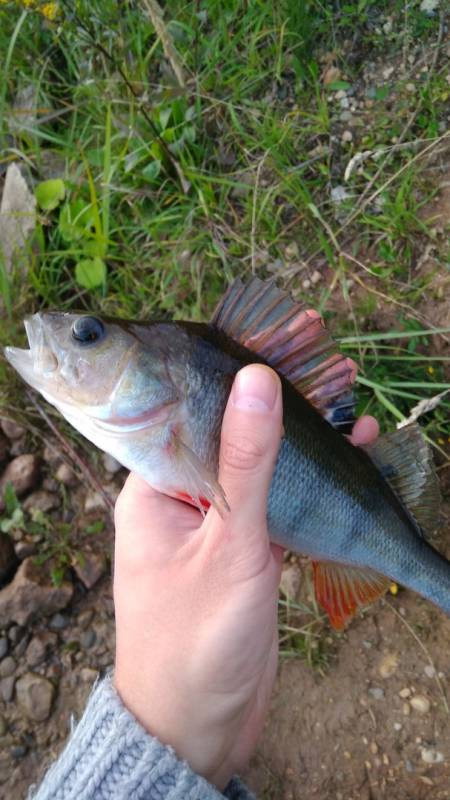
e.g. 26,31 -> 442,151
4,277 -> 448,629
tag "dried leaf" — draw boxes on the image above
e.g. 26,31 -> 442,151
0,163 -> 36,274
397,390 -> 450,428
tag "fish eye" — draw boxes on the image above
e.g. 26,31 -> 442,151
71,316 -> 105,346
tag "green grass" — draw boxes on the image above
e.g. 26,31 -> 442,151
0,0 -> 450,654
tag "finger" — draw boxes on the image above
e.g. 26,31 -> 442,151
206,364 -> 282,552
350,415 -> 379,446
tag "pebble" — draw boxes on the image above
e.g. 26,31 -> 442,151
393,722 -> 402,731
0,676 -> 15,702
410,695 -> 430,714
49,613 -> 70,631
77,609 -> 95,629
25,634 -> 54,668
284,241 -> 299,260
403,703 -> 410,716
14,634 -> 29,658
14,541 -> 36,560
0,656 -> 16,678
23,490 -> 59,515
342,130 -> 353,143
311,270 -> 322,285
102,453 -> 122,474
378,652 -> 399,678
421,748 -> 444,764
80,629 -> 96,649
0,713 -> 7,736
368,687 -> 384,700
1,419 -> 25,440
399,687 -> 411,698
80,667 -> 99,684
0,637 -> 8,659
16,672 -> 55,722
84,491 -> 108,513
55,463 -> 77,487
0,455 -> 40,509
73,552 -> 106,590
11,744 -> 27,760
8,625 -> 24,645
424,664 -> 436,678
335,90 -> 347,100
302,279 -> 311,290
405,83 -> 415,93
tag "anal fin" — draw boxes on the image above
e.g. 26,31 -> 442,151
312,561 -> 391,630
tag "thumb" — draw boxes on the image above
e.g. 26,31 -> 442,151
208,365 -> 283,553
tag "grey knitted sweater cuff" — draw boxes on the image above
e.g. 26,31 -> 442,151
30,676 -> 256,800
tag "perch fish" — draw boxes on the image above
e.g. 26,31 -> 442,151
4,278 -> 449,629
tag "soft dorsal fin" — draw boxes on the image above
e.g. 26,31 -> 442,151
365,423 -> 440,538
211,277 -> 356,430
312,561 -> 391,630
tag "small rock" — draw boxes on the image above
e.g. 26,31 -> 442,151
340,111 -> 354,123
84,491 -> 108,513
73,552 -> 106,590
335,89 -> 347,100
78,608 -> 94,629
23,490 -> 59,514
102,453 -> 122,474
0,713 -> 7,736
405,83 -> 415,93
311,270 -> 322,285
14,633 -> 29,657
342,130 -> 353,143
410,695 -> 431,714
11,744 -> 27,759
42,442 -> 62,468
403,702 -> 410,715
424,664 -> 436,678
302,279 -> 311,290
393,722 -> 402,731
49,612 -> 70,630
0,533 -> 19,587
80,629 -> 96,649
0,557 -> 73,626
0,454 -> 40,510
280,565 -> 301,601
16,672 -> 55,722
378,652 -> 399,678
8,625 -> 24,645
55,463 -> 77,487
25,632 -> 57,668
80,667 -> 98,683
0,676 -> 15,702
399,687 -> 411,698
1,419 -> 25,440
284,241 -> 299,260
339,96 -> 350,109
0,656 -> 15,678
421,748 -> 444,764
368,687 -> 384,700
0,637 -> 8,659
14,541 -> 36,560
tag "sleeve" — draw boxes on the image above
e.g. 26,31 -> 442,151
29,676 -> 256,800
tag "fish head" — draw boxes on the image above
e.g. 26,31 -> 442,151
4,313 -> 180,449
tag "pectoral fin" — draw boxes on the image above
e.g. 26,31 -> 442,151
312,561 -> 391,630
171,434 -> 229,518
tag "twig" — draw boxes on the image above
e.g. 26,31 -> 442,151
141,0 -> 186,88
26,391 -> 115,517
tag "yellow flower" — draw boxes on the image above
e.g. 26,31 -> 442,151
40,1 -> 58,19
389,583 -> 398,596
427,365 -> 434,375
438,437 -> 445,445
22,0 -> 36,7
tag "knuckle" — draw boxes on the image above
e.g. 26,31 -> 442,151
221,432 -> 266,473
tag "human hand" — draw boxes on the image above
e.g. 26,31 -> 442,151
113,364 -> 378,790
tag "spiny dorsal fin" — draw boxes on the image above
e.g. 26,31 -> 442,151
211,277 -> 356,431
312,561 -> 391,630
365,423 -> 440,538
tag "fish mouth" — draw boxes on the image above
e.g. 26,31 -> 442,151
4,314 -> 59,388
